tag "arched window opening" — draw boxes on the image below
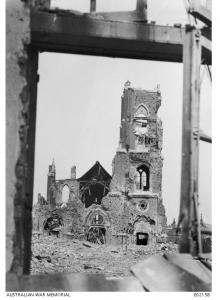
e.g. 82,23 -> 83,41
62,185 -> 70,203
91,213 -> 104,226
134,171 -> 141,190
136,165 -> 150,191
135,105 -> 149,118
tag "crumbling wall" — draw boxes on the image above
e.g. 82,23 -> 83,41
33,197 -> 85,237
101,193 -> 125,235
55,179 -> 79,204
149,157 -> 163,195
157,198 -> 167,233
101,192 -> 162,244
60,201 -> 84,236
110,152 -> 129,192
6,0 -> 31,273
32,204 -> 50,231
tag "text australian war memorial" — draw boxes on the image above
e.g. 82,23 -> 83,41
33,81 -> 167,246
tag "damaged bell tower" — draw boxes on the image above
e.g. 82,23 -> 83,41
33,81 -> 167,246
105,81 -> 167,245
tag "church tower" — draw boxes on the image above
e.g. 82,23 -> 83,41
109,82 -> 167,242
47,159 -> 56,209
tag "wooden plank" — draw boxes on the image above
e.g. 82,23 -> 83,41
131,255 -> 211,291
201,35 -> 212,53
164,253 -> 211,284
193,130 -> 212,143
30,10 -> 210,64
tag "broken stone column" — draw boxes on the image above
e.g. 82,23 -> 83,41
71,166 -> 76,179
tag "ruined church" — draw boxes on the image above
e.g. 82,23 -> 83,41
33,82 -> 167,245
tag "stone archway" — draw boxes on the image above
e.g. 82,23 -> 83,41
84,207 -> 111,244
43,213 -> 64,237
133,215 -> 155,245
55,180 -> 77,204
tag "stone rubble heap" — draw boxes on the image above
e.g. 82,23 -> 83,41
31,235 -> 178,277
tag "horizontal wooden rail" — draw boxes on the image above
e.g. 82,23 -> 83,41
31,10 -> 211,64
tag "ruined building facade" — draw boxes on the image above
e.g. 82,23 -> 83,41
33,83 -> 167,245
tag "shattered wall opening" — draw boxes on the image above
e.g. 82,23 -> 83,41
81,182 -> 109,208
43,213 -> 64,237
87,227 -> 106,244
136,232 -> 149,246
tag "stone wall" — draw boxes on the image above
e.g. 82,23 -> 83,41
110,151 -> 129,192
6,0 -> 31,273
33,197 -> 85,236
55,179 -> 79,204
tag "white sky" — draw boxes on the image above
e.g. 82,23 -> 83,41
33,0 -> 211,224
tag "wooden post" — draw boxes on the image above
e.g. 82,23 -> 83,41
90,0 -> 96,13
136,0 -> 148,21
23,48 -> 39,274
179,26 -> 202,255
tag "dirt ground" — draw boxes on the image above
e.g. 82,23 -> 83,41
31,234 -> 178,278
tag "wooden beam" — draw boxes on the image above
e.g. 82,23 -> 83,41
189,1 -> 212,27
24,48 -> 39,274
201,35 -> 212,53
88,10 -> 146,23
179,26 -> 202,255
136,0 -> 148,21
31,10 -> 211,64
193,130 -> 212,143
90,0 -> 96,13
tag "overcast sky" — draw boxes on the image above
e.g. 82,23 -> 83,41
33,0 -> 211,224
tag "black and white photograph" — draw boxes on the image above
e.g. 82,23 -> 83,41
4,0 -> 214,295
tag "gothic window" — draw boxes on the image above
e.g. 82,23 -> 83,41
135,105 -> 149,118
62,185 -> 70,203
91,213 -> 104,225
136,165 -> 150,191
135,171 -> 141,190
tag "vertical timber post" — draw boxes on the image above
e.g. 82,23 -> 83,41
136,0 -> 148,21
179,26 -> 202,255
90,0 -> 96,13
23,48 -> 39,274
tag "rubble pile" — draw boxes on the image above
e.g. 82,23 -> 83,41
31,235 -> 178,277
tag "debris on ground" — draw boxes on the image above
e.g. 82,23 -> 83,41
82,242 -> 92,248
31,235 -> 178,277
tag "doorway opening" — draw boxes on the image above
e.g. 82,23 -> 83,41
136,232 -> 149,245
87,227 -> 106,244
